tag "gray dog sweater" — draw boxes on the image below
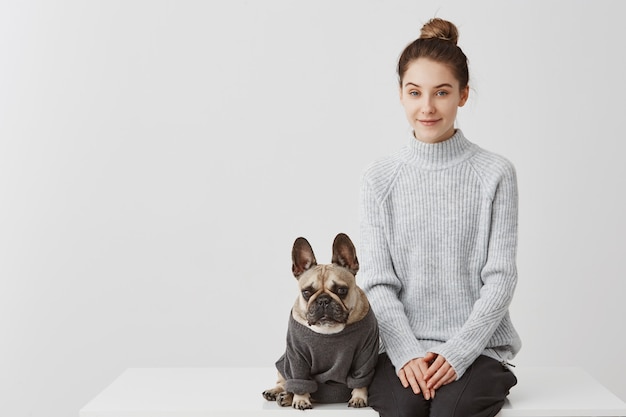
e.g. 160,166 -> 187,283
276,308 -> 379,403
359,129 -> 521,379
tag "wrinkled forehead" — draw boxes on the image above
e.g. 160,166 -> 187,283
298,265 -> 355,289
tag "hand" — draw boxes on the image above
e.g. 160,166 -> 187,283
398,356 -> 436,400
424,353 -> 457,390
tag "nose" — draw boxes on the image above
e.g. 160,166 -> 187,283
421,97 -> 435,114
317,294 -> 331,307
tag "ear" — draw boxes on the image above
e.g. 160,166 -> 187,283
331,233 -> 359,275
292,237 -> 317,278
459,85 -> 469,107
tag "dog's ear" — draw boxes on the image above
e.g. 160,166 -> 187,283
292,237 -> 317,278
332,233 -> 359,275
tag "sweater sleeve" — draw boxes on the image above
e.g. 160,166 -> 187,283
346,311 -> 380,389
359,174 -> 427,373
279,319 -> 318,395
429,162 -> 519,378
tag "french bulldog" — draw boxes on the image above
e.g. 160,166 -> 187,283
262,233 -> 379,410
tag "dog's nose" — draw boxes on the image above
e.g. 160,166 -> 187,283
317,295 -> 331,307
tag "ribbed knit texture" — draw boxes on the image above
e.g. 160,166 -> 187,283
276,309 -> 379,402
359,129 -> 521,379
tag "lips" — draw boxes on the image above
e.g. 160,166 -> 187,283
419,119 -> 441,126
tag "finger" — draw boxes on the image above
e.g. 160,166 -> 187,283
432,366 -> 456,390
442,368 -> 457,386
412,366 -> 431,400
408,371 -> 423,396
429,367 -> 449,389
409,362 -> 432,399
423,351 -> 437,364
427,360 -> 452,389
398,368 -> 409,389
427,366 -> 447,389
402,365 -> 422,395
424,355 -> 445,379
417,358 -> 430,381
416,362 -> 433,399
418,379 -> 431,400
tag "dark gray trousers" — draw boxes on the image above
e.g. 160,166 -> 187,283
368,353 -> 517,417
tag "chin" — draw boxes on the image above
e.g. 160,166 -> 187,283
309,322 -> 346,335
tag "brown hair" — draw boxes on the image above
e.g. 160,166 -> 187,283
397,18 -> 469,89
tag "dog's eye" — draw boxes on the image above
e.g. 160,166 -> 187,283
302,290 -> 312,300
336,287 -> 348,297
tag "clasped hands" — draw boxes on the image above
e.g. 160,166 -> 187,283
398,352 -> 457,400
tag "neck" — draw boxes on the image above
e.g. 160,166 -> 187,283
413,127 -> 457,144
403,129 -> 476,170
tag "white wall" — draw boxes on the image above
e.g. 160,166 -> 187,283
1,1 -> 625,416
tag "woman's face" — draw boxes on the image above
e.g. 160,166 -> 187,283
399,58 -> 469,144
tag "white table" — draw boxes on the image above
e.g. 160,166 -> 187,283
80,366 -> 626,417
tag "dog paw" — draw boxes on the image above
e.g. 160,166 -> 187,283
276,391 -> 293,407
262,389 -> 278,401
293,399 -> 312,410
349,387 -> 368,408
348,397 -> 368,408
292,393 -> 312,410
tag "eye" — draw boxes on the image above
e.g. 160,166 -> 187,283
302,289 -> 312,300
335,287 -> 349,298
409,90 -> 420,97
436,90 -> 449,96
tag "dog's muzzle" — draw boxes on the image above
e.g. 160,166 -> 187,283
307,294 -> 349,325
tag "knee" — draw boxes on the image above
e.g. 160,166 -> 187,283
441,357 -> 517,417
368,354 -> 429,417
369,389 -> 428,417
449,394 -> 505,417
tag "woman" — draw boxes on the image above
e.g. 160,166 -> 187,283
359,18 -> 521,417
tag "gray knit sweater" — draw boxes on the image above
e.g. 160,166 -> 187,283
276,308 -> 379,403
359,129 -> 521,380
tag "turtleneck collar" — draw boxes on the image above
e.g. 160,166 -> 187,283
402,129 -> 477,170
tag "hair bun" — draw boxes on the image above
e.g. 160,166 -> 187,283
419,18 -> 459,45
